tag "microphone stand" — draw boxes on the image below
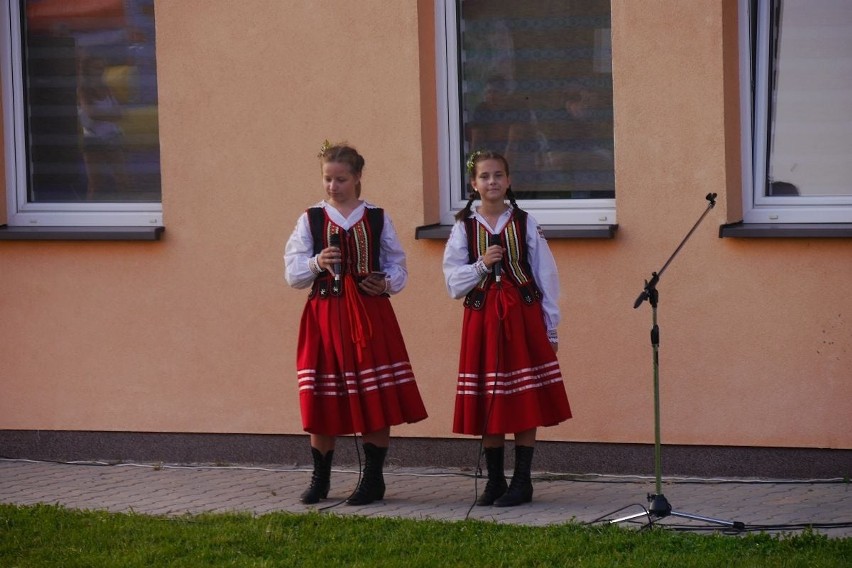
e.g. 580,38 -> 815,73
608,193 -> 744,531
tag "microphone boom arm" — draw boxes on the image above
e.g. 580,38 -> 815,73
633,193 -> 716,309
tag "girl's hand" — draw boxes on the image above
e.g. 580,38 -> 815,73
318,245 -> 341,272
482,244 -> 504,269
358,273 -> 388,296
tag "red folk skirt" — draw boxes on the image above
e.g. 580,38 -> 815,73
296,279 -> 428,436
453,281 -> 572,436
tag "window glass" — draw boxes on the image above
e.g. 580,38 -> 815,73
765,0 -> 852,198
458,0 -> 614,201
21,0 -> 160,203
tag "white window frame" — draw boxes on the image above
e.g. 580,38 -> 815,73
740,0 -> 852,224
434,0 -> 616,227
1,1 -> 163,228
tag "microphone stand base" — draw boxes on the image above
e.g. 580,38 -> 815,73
608,492 -> 745,531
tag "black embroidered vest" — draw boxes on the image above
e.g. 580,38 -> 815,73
463,209 -> 542,310
307,206 -> 384,298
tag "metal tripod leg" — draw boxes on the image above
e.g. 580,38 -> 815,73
609,493 -> 744,529
669,510 -> 745,529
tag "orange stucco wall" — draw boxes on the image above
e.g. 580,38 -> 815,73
1,1 -> 850,450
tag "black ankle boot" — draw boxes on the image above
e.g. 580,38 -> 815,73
346,443 -> 388,506
300,447 -> 334,504
476,446 -> 508,506
494,445 -> 534,507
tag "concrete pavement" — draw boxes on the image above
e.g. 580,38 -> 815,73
1,458 -> 850,538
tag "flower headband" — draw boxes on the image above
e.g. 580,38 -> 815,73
466,149 -> 486,175
317,139 -> 333,159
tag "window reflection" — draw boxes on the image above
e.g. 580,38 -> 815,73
459,1 -> 614,200
23,0 -> 161,203
767,0 -> 852,197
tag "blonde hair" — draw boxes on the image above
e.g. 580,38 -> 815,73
319,143 -> 365,197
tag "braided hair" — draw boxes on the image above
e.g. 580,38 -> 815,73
455,150 -> 520,221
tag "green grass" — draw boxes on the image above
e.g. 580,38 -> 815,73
1,504 -> 850,567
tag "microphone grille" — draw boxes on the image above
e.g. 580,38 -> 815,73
329,233 -> 341,247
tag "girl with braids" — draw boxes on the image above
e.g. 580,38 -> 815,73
442,150 -> 572,507
284,142 -> 427,506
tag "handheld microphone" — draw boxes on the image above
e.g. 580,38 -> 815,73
489,234 -> 502,284
328,233 -> 341,281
